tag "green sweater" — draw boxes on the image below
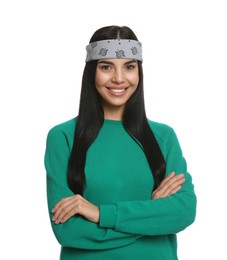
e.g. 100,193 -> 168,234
44,118 -> 196,260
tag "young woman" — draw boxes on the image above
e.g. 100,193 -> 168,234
44,25 -> 196,260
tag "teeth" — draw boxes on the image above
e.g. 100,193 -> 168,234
111,89 -> 125,93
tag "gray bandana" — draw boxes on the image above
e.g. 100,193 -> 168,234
85,39 -> 143,62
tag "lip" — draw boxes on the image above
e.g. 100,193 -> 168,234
106,87 -> 129,96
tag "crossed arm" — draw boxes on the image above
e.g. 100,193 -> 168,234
52,171 -> 185,225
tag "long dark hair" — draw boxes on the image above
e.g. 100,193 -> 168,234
68,25 -> 166,195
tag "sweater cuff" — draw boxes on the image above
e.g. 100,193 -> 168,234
99,204 -> 117,228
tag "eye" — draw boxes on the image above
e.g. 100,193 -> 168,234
99,65 -> 112,71
127,65 -> 135,70
126,63 -> 137,70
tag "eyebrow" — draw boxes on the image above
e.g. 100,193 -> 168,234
98,59 -> 138,65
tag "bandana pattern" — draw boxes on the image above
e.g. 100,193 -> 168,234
86,39 -> 142,62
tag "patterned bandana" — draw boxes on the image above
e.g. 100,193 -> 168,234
85,39 -> 143,62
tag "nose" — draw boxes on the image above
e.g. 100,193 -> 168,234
111,68 -> 125,84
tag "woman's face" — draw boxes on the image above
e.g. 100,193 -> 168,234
95,58 -> 139,119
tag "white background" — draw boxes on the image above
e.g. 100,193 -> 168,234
1,0 -> 226,259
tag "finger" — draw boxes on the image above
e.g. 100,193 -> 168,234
154,173 -> 184,195
158,177 -> 185,198
157,172 -> 175,189
60,200 -> 88,223
52,197 -> 76,223
160,174 -> 185,194
152,175 -> 185,199
53,195 -> 85,224
53,200 -> 76,224
52,197 -> 72,213
55,202 -> 79,224
168,185 -> 182,195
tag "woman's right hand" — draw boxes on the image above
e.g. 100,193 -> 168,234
51,194 -> 100,224
152,171 -> 185,200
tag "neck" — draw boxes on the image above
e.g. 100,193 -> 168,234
103,104 -> 124,120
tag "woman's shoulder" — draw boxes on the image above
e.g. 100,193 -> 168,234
47,117 -> 77,137
147,119 -> 175,142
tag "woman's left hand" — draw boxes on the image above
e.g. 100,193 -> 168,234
152,171 -> 185,199
51,194 -> 100,224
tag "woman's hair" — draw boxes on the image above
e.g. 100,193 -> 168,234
68,25 -> 166,195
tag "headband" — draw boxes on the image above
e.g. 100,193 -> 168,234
85,39 -> 143,62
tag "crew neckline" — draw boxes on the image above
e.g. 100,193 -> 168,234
104,119 -> 123,125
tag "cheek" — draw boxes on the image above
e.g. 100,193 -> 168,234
95,73 -> 109,88
129,74 -> 139,87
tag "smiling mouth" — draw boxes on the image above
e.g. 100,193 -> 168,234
106,87 -> 129,94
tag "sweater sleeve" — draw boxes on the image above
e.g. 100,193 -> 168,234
99,128 -> 197,236
44,126 -> 140,250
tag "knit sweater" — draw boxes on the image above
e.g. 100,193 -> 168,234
44,117 -> 196,260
